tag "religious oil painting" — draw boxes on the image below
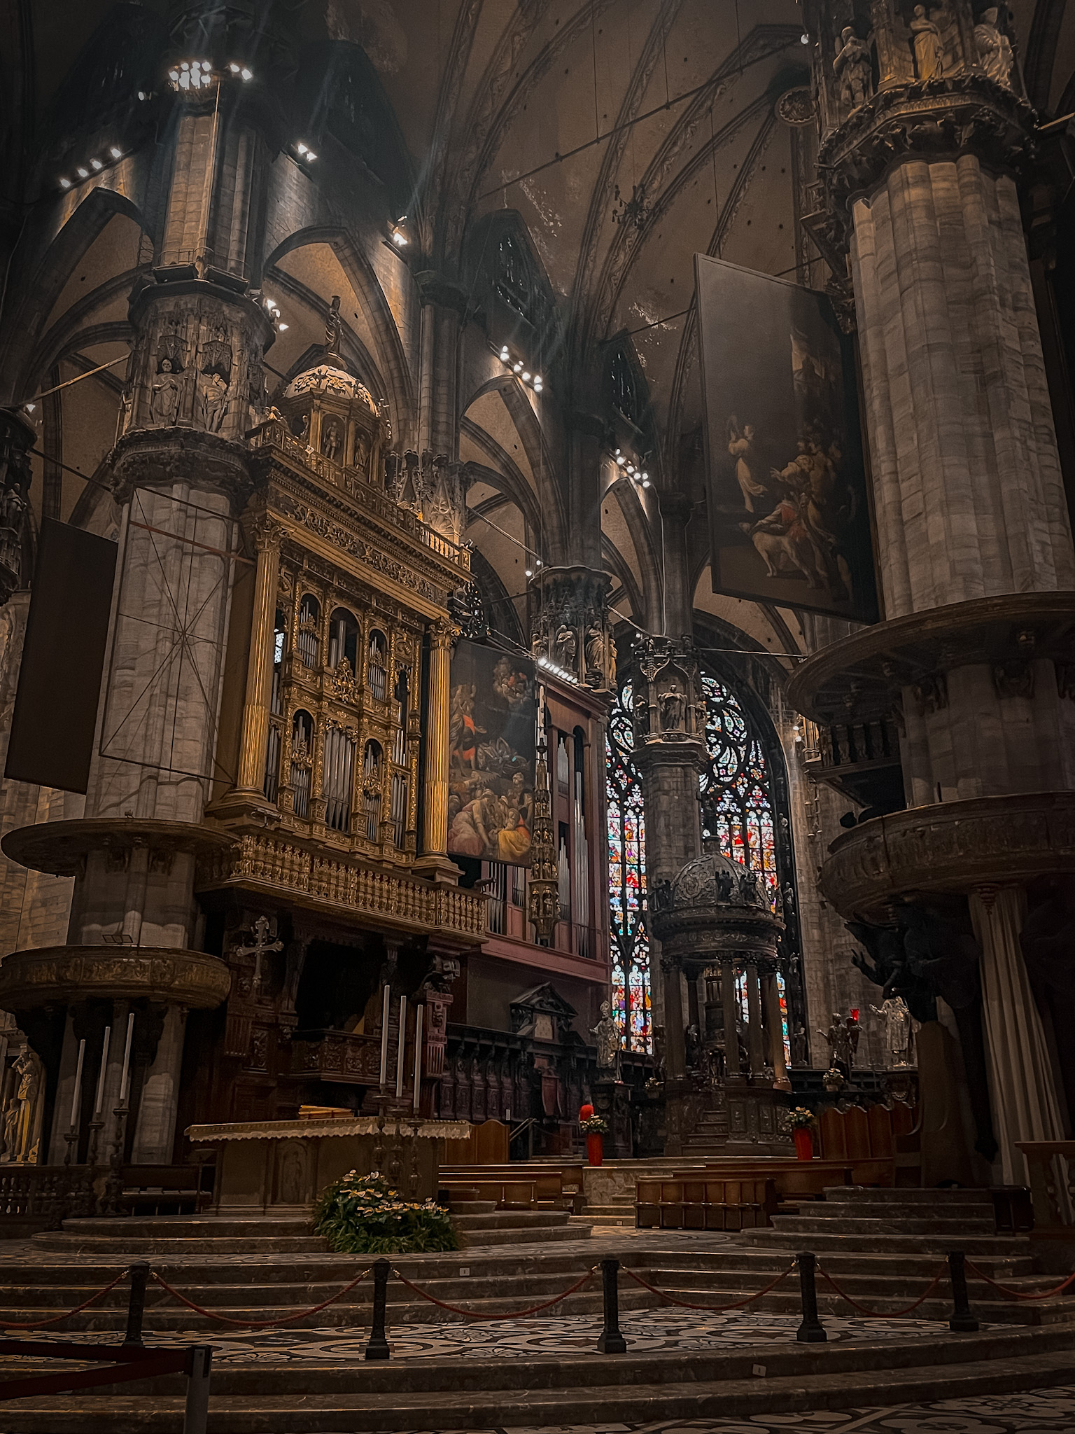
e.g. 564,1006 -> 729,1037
447,639 -> 536,867
695,253 -> 878,623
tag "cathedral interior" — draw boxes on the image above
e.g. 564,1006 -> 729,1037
0,1 -> 1074,1430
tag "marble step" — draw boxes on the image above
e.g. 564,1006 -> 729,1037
1,1336 -> 1072,1429
768,1214 -> 997,1236
804,1200 -> 996,1221
37,1215 -> 315,1241
823,1187 -> 995,1205
459,1222 -> 591,1247
451,1210 -> 571,1230
743,1228 -> 1032,1256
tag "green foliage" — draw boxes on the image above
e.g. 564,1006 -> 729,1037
788,1106 -> 816,1130
313,1170 -> 459,1255
579,1116 -> 608,1134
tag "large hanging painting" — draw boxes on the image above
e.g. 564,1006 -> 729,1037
447,639 -> 536,867
695,253 -> 878,623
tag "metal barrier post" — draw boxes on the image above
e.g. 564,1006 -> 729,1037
182,1344 -> 212,1434
123,1262 -> 150,1347
947,1250 -> 980,1332
597,1258 -> 627,1354
795,1252 -> 827,1343
364,1259 -> 391,1360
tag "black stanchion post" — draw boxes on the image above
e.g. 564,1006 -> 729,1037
795,1252 -> 827,1343
123,1262 -> 150,1347
947,1250 -> 980,1332
364,1259 -> 391,1361
182,1344 -> 212,1434
596,1258 -> 627,1354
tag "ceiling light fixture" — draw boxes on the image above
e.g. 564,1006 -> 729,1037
59,177 -> 72,190
90,159 -> 103,171
109,146 -> 123,160
277,322 -> 289,331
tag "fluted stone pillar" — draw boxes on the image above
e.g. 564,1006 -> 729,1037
220,515 -> 283,810
721,959 -> 742,1082
763,972 -> 791,1091
745,963 -> 765,1080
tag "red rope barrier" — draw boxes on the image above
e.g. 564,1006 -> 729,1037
816,1262 -> 947,1318
0,1271 -> 130,1330
149,1267 -> 371,1327
965,1259 -> 1075,1301
621,1261 -> 796,1312
391,1266 -> 596,1320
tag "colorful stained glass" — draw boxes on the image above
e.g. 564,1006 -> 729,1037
606,683 -> 651,1052
699,673 -> 780,908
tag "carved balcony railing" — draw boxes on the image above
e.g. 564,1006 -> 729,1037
250,420 -> 470,571
290,1029 -> 381,1085
196,832 -> 486,940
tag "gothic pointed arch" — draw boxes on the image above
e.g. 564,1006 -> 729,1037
464,211 -> 560,369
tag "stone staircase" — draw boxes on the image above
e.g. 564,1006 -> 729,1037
440,1193 -> 586,1246
682,1107 -> 729,1152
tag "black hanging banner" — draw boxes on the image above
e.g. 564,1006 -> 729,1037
695,253 -> 878,623
6,518 -> 117,794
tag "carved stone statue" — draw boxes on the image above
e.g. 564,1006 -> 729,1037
975,7 -> 1013,86
2,1046 -> 43,1163
150,358 -> 182,425
659,687 -> 684,731
322,420 -> 341,461
196,369 -> 229,433
554,624 -> 577,672
833,26 -> 872,110
325,294 -> 344,354
817,1011 -> 855,1073
592,1000 -> 621,1079
870,996 -> 914,1066
910,5 -> 943,81
685,1022 -> 702,1069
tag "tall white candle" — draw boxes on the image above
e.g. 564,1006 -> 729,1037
93,1027 -> 111,1115
395,994 -> 406,1099
379,984 -> 391,1087
68,1038 -> 86,1130
118,1012 -> 135,1104
412,1005 -> 423,1112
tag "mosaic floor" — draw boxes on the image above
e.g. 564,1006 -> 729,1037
11,1308 -> 969,1363
397,1385 -> 1075,1432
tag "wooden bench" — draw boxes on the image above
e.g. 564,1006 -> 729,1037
120,1164 -> 214,1216
438,1165 -> 583,1212
636,1175 -> 776,1230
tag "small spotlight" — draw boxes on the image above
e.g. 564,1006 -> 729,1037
296,142 -> 308,154
180,61 -> 190,70
642,479 -> 651,488
137,90 -> 147,100
534,375 -> 542,385
77,166 -> 89,178
168,70 -> 179,82
391,231 -> 408,246
229,62 -> 240,73
59,177 -> 72,190
277,322 -> 289,331
522,371 -> 531,382
241,67 -> 253,81
641,471 -> 648,482
800,31 -> 810,43
500,346 -> 509,360
90,158 -> 103,171
513,361 -> 522,373
535,559 -> 542,566
525,568 -> 533,578
537,655 -> 547,666
24,403 -> 35,414
109,146 -> 122,160
305,150 -> 317,161
616,454 -> 626,465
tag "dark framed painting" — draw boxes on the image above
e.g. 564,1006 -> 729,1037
447,639 -> 536,867
695,253 -> 878,623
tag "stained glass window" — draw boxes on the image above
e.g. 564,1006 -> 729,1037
605,683 -> 651,1052
699,673 -> 779,908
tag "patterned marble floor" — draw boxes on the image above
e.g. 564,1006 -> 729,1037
396,1384 -> 1075,1431
11,1308 -> 975,1363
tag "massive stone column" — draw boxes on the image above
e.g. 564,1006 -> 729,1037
0,22 -> 284,1161
794,0 -> 1073,1182
415,617 -> 459,882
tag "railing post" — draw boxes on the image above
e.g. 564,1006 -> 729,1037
364,1259 -> 391,1360
182,1344 -> 212,1434
596,1258 -> 627,1354
123,1262 -> 150,1347
947,1250 -> 980,1332
795,1252 -> 827,1343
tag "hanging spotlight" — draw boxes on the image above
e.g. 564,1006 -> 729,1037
109,146 -> 123,160
90,158 -> 103,171
800,31 -> 810,43
277,322 -> 289,331
500,346 -> 509,361
241,67 -> 253,81
525,568 -> 533,578
59,177 -> 72,190
513,361 -> 523,373
521,371 -> 531,383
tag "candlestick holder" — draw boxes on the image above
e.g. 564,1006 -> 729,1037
386,1114 -> 403,1190
86,1113 -> 105,1171
101,1101 -> 129,1217
62,1125 -> 78,1168
372,1089 -> 389,1174
406,1115 -> 421,1201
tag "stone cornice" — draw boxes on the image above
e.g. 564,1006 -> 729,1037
109,427 -> 259,514
787,592 -> 1075,723
0,946 -> 231,1010
811,72 -> 1037,257
1,819 -> 238,878
819,792 -> 1075,918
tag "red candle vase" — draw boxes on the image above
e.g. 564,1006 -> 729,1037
793,1127 -> 814,1161
586,1132 -> 604,1166
579,1103 -> 594,1121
